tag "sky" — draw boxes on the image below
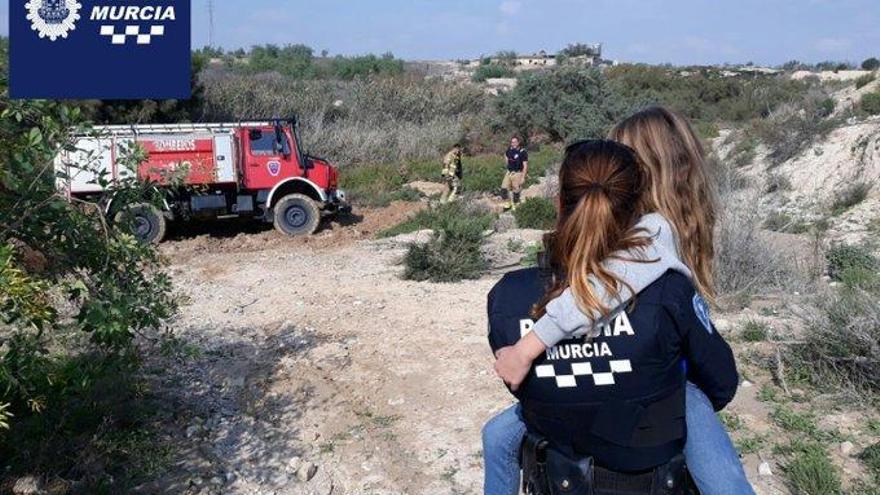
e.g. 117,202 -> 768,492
2,0 -> 879,66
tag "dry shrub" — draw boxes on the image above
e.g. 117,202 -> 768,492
829,181 -> 871,215
787,286 -> 880,399
714,194 -> 815,296
200,69 -> 491,166
751,90 -> 839,166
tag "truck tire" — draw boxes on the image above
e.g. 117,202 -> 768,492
114,203 -> 167,245
274,193 -> 320,236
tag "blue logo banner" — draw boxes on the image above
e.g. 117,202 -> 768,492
10,0 -> 191,99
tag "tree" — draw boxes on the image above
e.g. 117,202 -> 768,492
0,82 -> 177,479
496,67 -> 624,142
862,57 -> 880,71
560,43 -> 600,58
247,43 -> 316,77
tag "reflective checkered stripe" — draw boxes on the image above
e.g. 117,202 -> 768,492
99,25 -> 165,45
535,359 -> 633,388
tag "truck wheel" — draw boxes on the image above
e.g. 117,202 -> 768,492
114,203 -> 167,244
274,193 -> 320,236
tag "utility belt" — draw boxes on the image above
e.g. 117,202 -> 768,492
521,433 -> 694,495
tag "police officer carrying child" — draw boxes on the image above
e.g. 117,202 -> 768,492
501,136 -> 528,211
441,143 -> 463,203
487,140 -> 739,495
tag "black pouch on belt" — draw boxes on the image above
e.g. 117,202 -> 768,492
521,432 -> 595,495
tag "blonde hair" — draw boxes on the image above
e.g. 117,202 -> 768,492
608,106 -> 717,301
533,140 -> 650,321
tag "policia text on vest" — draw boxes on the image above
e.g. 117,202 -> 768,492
487,267 -> 739,484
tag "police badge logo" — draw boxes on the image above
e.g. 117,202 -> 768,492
25,0 -> 82,41
267,161 -> 282,177
692,294 -> 713,334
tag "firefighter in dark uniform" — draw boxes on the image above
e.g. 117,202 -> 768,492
502,136 -> 528,211
488,265 -> 738,494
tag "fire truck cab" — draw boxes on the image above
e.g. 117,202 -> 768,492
55,118 -> 350,243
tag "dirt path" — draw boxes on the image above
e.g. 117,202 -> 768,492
144,203 -> 514,495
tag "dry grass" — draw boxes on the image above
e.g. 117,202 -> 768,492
200,70 -> 493,166
714,194 -> 815,296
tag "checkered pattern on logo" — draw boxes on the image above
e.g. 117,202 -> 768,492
99,25 -> 165,45
535,359 -> 633,388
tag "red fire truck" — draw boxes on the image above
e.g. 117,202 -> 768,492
55,118 -> 349,243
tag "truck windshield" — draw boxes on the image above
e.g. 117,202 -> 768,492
249,129 -> 290,156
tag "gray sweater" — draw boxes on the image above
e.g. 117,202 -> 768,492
532,213 -> 692,347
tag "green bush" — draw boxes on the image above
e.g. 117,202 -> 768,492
472,64 -> 515,82
862,92 -> 880,115
343,162 -> 409,206
825,244 -> 878,282
606,64 -> 819,125
401,202 -> 493,282
224,44 -> 405,80
862,57 -> 880,71
861,442 -> 880,482
740,320 -> 769,342
326,52 -> 405,80
830,181 -> 871,215
380,200 -> 495,238
513,197 -> 557,230
855,73 -> 877,90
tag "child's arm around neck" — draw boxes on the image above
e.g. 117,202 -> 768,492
495,214 -> 693,388
532,213 -> 692,348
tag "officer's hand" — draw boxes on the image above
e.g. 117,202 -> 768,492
494,346 -> 532,391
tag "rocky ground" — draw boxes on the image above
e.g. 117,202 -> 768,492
137,204 -> 533,495
127,195 -> 879,495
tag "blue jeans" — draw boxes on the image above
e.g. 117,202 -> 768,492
482,383 -> 755,495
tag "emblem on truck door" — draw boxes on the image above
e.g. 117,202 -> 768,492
26,0 -> 82,41
267,161 -> 281,177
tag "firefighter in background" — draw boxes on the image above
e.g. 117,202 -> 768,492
441,143 -> 463,203
501,136 -> 528,211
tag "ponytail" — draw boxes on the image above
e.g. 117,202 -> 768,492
532,140 -> 649,322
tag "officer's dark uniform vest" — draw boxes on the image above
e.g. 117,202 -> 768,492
487,266 -> 738,492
